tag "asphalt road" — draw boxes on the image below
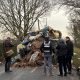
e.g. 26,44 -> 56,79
0,66 -> 79,80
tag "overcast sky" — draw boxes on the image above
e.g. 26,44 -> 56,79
0,8 -> 70,40
40,8 -> 69,38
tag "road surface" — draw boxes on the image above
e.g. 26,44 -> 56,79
0,66 -> 79,80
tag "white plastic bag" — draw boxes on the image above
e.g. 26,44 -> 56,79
29,51 -> 39,62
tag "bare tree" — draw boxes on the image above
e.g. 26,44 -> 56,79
0,0 -> 55,41
66,11 -> 80,47
58,0 -> 80,8
56,0 -> 80,47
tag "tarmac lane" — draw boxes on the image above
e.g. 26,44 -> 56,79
0,66 -> 79,80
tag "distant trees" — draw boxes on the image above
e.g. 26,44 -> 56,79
58,0 -> 80,8
58,0 -> 80,47
69,11 -> 80,47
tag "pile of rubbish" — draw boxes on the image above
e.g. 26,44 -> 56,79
13,51 -> 43,68
13,38 -> 44,67
12,26 -> 61,68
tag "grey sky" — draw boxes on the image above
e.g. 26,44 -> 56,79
0,8 -> 69,39
41,9 -> 69,38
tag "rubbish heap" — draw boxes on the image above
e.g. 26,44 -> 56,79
12,26 -> 61,68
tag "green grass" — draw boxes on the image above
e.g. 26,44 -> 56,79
73,48 -> 80,68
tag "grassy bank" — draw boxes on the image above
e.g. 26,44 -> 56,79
73,48 -> 80,68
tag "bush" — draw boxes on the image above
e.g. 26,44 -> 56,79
73,48 -> 80,68
0,43 -> 4,57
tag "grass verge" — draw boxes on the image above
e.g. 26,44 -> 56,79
73,48 -> 80,69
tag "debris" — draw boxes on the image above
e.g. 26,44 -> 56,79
13,27 -> 61,68
78,58 -> 80,60
17,44 -> 25,53
29,51 -> 39,62
13,50 -> 43,68
74,53 -> 77,55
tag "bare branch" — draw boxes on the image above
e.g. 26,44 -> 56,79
0,0 -> 54,40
